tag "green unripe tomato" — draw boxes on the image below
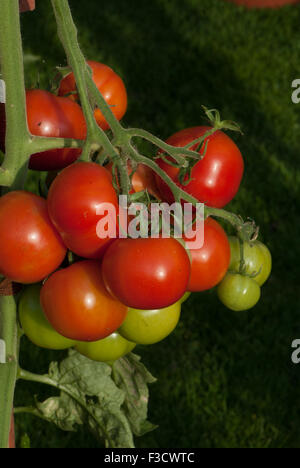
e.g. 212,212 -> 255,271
229,237 -> 272,286
180,292 -> 191,304
118,301 -> 181,345
19,284 -> 76,350
217,272 -> 261,312
75,332 -> 136,362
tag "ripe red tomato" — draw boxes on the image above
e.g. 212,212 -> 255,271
12,90 -> 85,171
0,191 -> 67,283
184,217 -> 231,292
47,162 -> 119,259
156,126 -> 244,208
40,260 -> 128,342
1,91 -> 86,170
58,60 -> 127,131
102,237 -> 191,309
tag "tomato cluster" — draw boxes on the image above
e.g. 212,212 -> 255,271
0,60 -> 272,363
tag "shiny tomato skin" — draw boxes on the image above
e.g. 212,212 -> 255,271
0,191 -> 67,283
217,272 -> 261,311
58,60 -> 127,131
26,90 -> 86,171
41,260 -> 128,342
185,217 -> 231,292
47,162 -> 119,259
19,284 -> 75,350
75,332 -> 136,362
102,237 -> 191,310
156,126 -> 244,208
118,301 -> 181,345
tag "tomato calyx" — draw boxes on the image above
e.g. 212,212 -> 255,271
202,106 -> 243,134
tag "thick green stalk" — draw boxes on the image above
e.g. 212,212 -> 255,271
0,296 -> 18,448
0,0 -> 30,188
0,0 -> 25,448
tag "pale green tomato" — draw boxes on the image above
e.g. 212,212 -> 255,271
19,284 -> 75,350
217,272 -> 261,312
118,301 -> 181,345
229,237 -> 272,286
75,332 -> 136,362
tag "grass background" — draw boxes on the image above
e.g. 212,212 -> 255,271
11,0 -> 300,448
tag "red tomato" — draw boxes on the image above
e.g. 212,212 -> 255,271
102,237 -> 191,309
156,126 -> 244,208
47,162 -> 119,259
184,217 -> 230,292
0,191 -> 66,283
27,90 -> 86,171
0,90 -> 87,170
41,260 -> 128,342
58,60 -> 127,131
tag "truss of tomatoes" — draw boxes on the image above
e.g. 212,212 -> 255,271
0,60 -> 272,363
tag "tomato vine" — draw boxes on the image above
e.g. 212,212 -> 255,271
0,0 -> 263,448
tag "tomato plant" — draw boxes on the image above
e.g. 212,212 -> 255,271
156,126 -> 244,208
75,332 -> 136,362
228,236 -> 272,286
217,272 -> 261,311
0,191 -> 67,283
58,60 -> 127,130
19,284 -> 76,350
102,237 -> 191,309
40,260 -> 128,342
118,301 -> 181,345
0,0 -> 270,450
184,217 -> 231,292
47,161 -> 119,259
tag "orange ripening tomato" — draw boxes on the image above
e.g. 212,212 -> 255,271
106,161 -> 161,198
0,191 -> 67,284
184,217 -> 231,292
41,260 -> 128,342
58,60 -> 127,131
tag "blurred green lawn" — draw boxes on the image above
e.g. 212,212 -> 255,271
13,0 -> 300,448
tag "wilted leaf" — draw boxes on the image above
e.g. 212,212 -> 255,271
34,350 -> 134,448
30,350 -> 157,448
112,353 -> 157,437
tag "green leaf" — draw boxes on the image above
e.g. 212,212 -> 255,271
34,350 -> 135,448
112,353 -> 157,437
